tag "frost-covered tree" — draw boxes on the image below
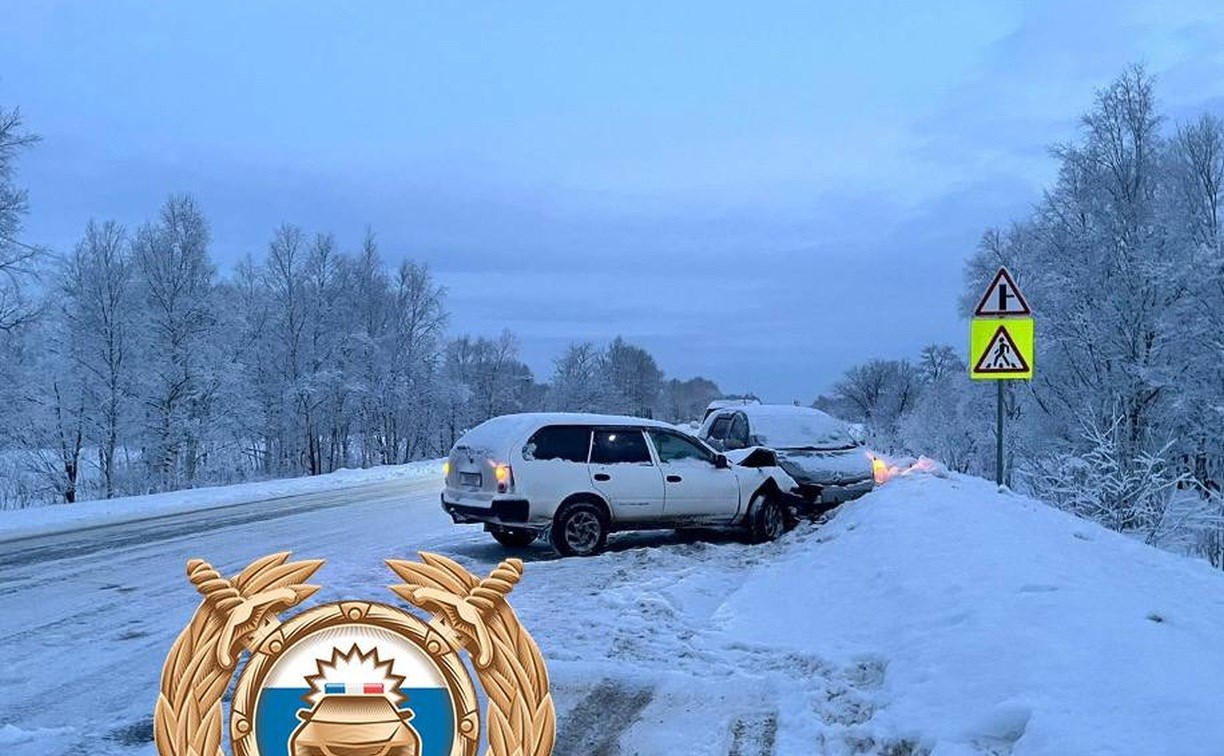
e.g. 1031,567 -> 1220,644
548,341 -> 606,412
62,220 -> 134,498
602,336 -> 662,417
131,195 -> 219,489
386,259 -> 448,462
831,359 -> 920,449
950,66 -> 1223,557
1166,114 -> 1224,494
0,106 -> 42,334
658,376 -> 722,423
444,332 -> 536,433
10,317 -> 87,503
917,344 -> 961,385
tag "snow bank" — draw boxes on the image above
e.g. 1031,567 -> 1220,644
0,724 -> 75,750
0,460 -> 443,542
715,472 -> 1224,754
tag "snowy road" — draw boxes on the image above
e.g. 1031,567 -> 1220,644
6,469 -> 1224,755
0,479 -> 435,568
0,475 -> 816,756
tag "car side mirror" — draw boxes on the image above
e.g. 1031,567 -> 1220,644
714,454 -> 730,469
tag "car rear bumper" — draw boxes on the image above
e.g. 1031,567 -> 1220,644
441,494 -> 535,528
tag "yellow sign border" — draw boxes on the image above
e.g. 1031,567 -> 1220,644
970,318 -> 1033,380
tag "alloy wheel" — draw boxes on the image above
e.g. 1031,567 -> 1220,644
565,510 -> 602,553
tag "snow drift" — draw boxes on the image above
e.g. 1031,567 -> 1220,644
716,471 -> 1224,754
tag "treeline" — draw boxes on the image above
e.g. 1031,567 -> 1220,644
821,67 -> 1224,567
0,110 -> 722,507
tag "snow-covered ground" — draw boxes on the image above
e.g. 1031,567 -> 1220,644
0,460 -> 442,541
3,466 -> 1224,754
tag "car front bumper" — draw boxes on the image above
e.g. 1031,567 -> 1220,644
794,478 -> 874,509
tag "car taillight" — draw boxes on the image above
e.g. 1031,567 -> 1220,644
495,464 -> 513,493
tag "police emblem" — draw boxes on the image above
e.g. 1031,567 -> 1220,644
154,552 -> 555,756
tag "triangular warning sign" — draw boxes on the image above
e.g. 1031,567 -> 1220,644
974,325 -> 1030,374
974,267 -> 1031,317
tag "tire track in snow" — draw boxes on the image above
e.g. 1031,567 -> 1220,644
554,679 -> 655,756
728,711 -> 778,756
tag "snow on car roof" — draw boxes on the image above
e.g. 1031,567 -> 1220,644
456,412 -> 675,453
736,404 -> 855,449
706,397 -> 761,410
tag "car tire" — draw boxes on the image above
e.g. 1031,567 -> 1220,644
551,501 -> 609,557
490,526 -> 537,548
749,491 -> 787,544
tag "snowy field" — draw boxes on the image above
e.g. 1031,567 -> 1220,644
3,467 -> 1224,755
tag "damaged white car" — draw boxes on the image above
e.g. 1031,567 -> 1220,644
442,412 -> 798,556
701,404 -> 875,511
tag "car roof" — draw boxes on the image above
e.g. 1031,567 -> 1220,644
705,398 -> 760,410
736,404 -> 836,420
456,412 -> 676,452
720,404 -> 855,447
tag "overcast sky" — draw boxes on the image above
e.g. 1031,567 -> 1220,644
5,1 -> 1224,401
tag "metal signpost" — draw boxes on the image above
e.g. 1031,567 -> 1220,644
969,267 -> 1034,486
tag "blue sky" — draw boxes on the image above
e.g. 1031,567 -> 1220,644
5,1 -> 1224,400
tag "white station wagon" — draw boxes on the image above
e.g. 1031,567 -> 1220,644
441,413 -> 798,556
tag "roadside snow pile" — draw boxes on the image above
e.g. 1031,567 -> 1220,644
0,724 -> 75,749
716,472 -> 1224,754
0,459 -> 442,542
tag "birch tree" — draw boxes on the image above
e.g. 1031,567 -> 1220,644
63,220 -> 133,497
0,106 -> 42,334
549,341 -> 605,412
131,195 -> 218,489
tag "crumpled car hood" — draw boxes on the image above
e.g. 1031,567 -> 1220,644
724,446 -> 799,491
777,448 -> 874,485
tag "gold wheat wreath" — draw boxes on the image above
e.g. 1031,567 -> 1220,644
155,551 -> 556,756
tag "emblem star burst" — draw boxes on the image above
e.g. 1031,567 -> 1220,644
302,643 -> 407,706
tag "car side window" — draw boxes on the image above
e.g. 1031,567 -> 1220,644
648,430 -> 715,464
591,430 -> 652,465
708,414 -> 731,441
727,413 -> 750,449
524,425 -> 591,462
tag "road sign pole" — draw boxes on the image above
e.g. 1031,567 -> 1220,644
971,267 -> 1033,491
996,381 -> 1004,487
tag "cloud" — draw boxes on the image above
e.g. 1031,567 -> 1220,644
12,1 -> 1224,400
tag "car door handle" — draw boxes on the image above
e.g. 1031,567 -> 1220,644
593,473 -> 611,482
666,474 -> 682,483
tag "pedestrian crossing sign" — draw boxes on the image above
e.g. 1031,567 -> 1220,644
970,318 -> 1033,380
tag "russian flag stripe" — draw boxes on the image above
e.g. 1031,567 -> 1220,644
320,682 -> 387,695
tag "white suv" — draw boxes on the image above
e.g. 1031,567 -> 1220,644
441,412 -> 798,556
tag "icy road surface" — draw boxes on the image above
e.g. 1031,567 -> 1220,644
4,469 -> 1224,755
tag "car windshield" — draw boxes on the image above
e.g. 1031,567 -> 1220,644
746,408 -> 855,450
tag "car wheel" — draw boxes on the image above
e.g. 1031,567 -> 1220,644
490,526 -> 537,548
551,501 -> 609,557
749,492 -> 787,544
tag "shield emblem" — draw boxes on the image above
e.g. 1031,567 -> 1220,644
233,603 -> 478,756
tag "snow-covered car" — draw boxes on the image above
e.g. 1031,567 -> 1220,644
702,397 -> 761,422
441,412 -> 798,556
700,404 -> 874,509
